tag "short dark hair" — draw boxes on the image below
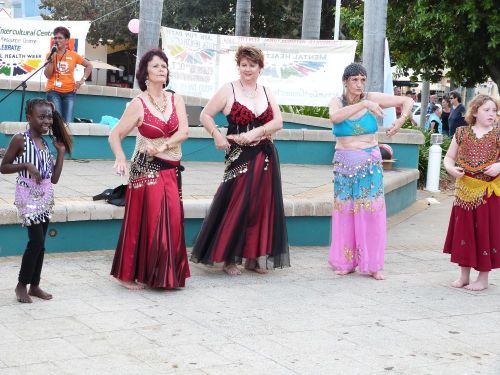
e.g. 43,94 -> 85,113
449,91 -> 462,103
431,105 -> 440,112
342,63 -> 367,81
135,48 -> 170,92
53,26 -> 70,39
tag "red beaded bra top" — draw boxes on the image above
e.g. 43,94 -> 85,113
456,125 -> 500,179
137,94 -> 179,139
226,83 -> 273,136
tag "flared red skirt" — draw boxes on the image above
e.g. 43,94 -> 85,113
110,167 -> 190,288
443,194 -> 500,272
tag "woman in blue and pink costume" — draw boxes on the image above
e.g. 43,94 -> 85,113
328,63 -> 413,280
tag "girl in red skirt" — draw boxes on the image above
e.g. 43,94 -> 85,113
443,94 -> 499,291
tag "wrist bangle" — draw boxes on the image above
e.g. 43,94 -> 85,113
262,125 -> 267,136
210,127 -> 218,137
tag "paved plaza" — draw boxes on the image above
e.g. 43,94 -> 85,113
0,187 -> 499,374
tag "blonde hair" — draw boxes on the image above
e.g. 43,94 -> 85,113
235,45 -> 264,68
465,94 -> 499,125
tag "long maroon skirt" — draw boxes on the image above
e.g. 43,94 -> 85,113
111,164 -> 190,288
190,141 -> 289,268
443,194 -> 500,272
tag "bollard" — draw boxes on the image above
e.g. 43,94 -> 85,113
425,133 -> 443,192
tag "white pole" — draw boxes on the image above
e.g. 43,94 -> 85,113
334,0 -> 341,40
425,134 -> 443,192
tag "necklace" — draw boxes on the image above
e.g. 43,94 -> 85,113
239,80 -> 258,99
147,91 -> 168,113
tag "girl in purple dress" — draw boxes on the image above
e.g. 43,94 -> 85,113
1,98 -> 72,303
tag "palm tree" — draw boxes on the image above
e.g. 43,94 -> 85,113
235,0 -> 251,36
134,0 -> 164,88
301,0 -> 322,39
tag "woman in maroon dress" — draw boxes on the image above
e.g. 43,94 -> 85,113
108,49 -> 190,289
190,45 -> 290,275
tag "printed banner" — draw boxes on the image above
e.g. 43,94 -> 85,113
0,20 -> 90,82
161,27 -> 357,106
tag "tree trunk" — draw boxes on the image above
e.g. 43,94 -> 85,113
362,0 -> 387,93
419,80 -> 430,128
235,0 -> 251,36
302,0 -> 323,39
134,0 -> 164,89
320,0 -> 335,39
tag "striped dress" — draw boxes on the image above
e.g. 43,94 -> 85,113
14,132 -> 54,226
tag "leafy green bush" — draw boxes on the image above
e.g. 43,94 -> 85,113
280,105 -> 329,119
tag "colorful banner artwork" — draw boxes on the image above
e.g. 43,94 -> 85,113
0,20 -> 90,81
161,27 -> 357,106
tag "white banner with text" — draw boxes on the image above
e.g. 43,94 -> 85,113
0,20 -> 90,82
161,27 -> 357,106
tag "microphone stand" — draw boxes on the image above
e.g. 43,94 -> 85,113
0,50 -> 56,121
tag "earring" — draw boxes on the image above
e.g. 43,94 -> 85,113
145,79 -> 150,88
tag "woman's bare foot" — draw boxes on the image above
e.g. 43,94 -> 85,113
464,272 -> 488,291
223,265 -> 242,276
335,269 -> 355,276
15,283 -> 32,303
119,281 -> 145,290
244,259 -> 268,274
371,271 -> 385,280
28,285 -> 53,300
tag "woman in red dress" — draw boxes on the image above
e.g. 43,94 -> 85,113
108,49 -> 190,289
190,45 -> 290,275
443,94 -> 500,291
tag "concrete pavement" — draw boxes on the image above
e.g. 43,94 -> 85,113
0,191 -> 499,374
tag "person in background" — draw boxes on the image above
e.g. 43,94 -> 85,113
426,94 -> 438,116
448,91 -> 467,138
393,86 -> 402,118
425,105 -> 443,133
44,26 -> 93,123
441,96 -> 452,136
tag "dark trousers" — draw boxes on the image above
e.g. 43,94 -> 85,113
18,221 -> 49,286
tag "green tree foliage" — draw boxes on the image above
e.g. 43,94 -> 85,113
40,0 -> 338,46
39,0 -> 139,47
338,0 -> 500,88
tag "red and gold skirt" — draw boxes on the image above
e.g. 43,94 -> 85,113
443,175 -> 500,271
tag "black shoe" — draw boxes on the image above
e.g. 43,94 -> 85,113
92,188 -> 114,201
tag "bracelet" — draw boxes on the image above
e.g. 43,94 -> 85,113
210,127 -> 219,137
401,113 -> 409,120
262,125 -> 267,136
